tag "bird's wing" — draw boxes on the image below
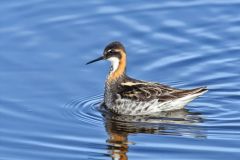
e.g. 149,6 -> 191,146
118,81 -> 207,102
118,81 -> 182,102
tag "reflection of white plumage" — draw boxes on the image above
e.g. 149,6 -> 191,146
87,41 -> 207,115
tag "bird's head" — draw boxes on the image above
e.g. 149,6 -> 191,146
86,41 -> 127,80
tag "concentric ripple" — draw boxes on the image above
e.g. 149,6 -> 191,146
62,92 -> 205,136
62,93 -> 207,139
62,94 -> 104,126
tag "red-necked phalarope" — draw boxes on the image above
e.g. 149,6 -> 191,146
86,41 -> 208,115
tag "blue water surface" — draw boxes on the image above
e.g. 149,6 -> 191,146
0,0 -> 240,160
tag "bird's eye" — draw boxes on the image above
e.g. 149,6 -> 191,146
107,49 -> 114,54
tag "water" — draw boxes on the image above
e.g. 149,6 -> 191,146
0,0 -> 240,159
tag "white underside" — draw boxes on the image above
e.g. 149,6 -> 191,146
108,90 -> 207,115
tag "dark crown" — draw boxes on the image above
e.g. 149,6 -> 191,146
104,41 -> 126,53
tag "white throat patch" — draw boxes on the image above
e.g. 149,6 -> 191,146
107,57 -> 120,72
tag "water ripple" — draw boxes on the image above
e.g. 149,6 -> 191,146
62,94 -> 103,127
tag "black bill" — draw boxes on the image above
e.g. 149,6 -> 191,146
86,56 -> 104,65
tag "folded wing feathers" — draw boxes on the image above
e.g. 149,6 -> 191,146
120,81 -> 207,102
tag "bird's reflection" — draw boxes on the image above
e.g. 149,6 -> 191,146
100,107 -> 206,160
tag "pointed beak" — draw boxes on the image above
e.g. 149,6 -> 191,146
86,56 -> 104,65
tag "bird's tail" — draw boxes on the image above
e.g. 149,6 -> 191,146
190,86 -> 208,95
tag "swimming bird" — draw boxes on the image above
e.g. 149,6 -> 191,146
86,41 -> 207,115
